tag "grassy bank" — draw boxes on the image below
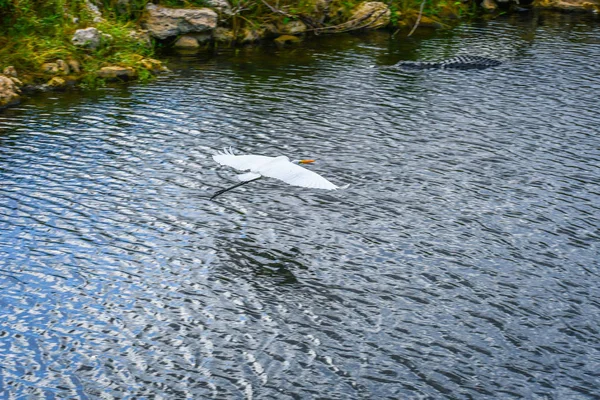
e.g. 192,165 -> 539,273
0,0 -> 161,88
0,0 -> 486,103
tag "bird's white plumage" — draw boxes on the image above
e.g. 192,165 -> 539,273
237,172 -> 261,182
213,148 -> 339,190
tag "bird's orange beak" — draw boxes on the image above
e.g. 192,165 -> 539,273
299,159 -> 315,164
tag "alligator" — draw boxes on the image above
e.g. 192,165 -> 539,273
390,55 -> 502,70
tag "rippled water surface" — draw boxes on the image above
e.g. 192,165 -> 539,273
1,12 -> 600,399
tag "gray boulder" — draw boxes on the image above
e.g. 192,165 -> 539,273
144,4 -> 218,40
72,27 -> 112,50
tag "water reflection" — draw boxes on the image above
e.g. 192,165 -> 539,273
219,237 -> 302,285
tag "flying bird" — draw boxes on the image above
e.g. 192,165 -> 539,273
211,148 -> 341,200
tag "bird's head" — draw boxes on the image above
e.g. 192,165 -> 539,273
294,159 -> 315,165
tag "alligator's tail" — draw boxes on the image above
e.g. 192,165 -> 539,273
389,56 -> 502,70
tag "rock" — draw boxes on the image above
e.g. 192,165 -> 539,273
238,28 -> 265,43
144,4 -> 218,40
139,58 -> 168,73
274,35 -> 303,46
3,66 -> 17,77
262,23 -> 278,36
204,0 -> 232,15
481,0 -> 499,10
277,20 -> 307,35
9,77 -> 23,86
56,59 -> 70,75
191,32 -> 213,44
84,0 -> 104,23
128,29 -> 152,48
42,63 -> 60,75
536,0 -> 599,11
67,59 -> 81,74
43,75 -> 78,90
72,27 -> 112,50
97,66 -> 136,79
0,75 -> 21,108
115,0 -> 134,15
213,27 -> 234,42
46,77 -> 67,89
350,2 -> 391,29
174,35 -> 200,48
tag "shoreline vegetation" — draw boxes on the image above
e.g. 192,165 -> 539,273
1,0 -> 599,109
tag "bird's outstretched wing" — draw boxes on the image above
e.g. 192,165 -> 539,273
258,157 -> 339,190
237,172 -> 261,182
213,148 -> 274,172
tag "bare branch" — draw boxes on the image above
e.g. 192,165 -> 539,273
408,0 -> 427,37
311,9 -> 388,34
259,0 -> 387,35
260,0 -> 293,17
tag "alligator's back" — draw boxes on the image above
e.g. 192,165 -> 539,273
392,56 -> 502,70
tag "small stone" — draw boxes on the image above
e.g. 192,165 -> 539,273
128,29 -> 152,48
213,27 -> 234,42
67,59 -> 81,74
42,63 -> 60,75
0,75 -> 21,107
274,35 -> 302,46
204,0 -> 232,14
46,77 -> 66,88
139,58 -> 168,73
191,32 -> 213,44
85,0 -> 104,23
481,0 -> 498,10
3,66 -> 17,77
277,20 -> 307,35
9,77 -> 23,87
174,35 -> 200,48
56,59 -> 70,75
97,66 -> 136,79
238,28 -> 264,43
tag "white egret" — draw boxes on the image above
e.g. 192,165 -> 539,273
211,148 -> 341,200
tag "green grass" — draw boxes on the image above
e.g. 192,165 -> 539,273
0,0 -> 156,85
0,0 -> 479,87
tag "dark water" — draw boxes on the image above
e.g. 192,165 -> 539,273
1,12 -> 600,399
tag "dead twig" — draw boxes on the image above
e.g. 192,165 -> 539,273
408,0 -> 427,37
260,0 -> 322,30
311,9 -> 387,34
260,0 -> 293,17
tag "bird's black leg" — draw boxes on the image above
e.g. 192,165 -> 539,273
210,177 -> 262,200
